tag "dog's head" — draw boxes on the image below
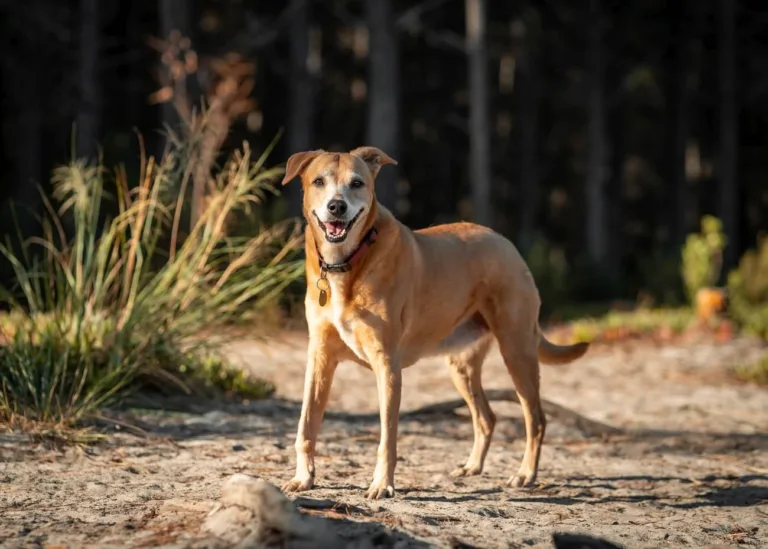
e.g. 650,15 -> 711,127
281,147 -> 397,246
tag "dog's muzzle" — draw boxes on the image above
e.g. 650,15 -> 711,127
313,208 -> 364,243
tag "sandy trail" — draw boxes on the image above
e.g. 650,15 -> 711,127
1,333 -> 767,548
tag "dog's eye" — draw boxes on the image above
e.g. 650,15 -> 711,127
312,178 -> 324,187
350,179 -> 364,189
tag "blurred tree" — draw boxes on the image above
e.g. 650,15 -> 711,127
465,0 -> 492,227
286,0 -> 316,217
365,0 -> 400,212
158,0 -> 192,136
76,0 -> 100,160
664,0 -> 693,249
514,4 -> 542,252
719,0 -> 739,270
585,0 -> 609,270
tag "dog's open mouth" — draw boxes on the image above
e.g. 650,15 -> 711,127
314,209 -> 363,243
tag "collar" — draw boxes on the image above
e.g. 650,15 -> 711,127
315,226 -> 378,273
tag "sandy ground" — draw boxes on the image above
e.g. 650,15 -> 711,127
1,332 -> 767,548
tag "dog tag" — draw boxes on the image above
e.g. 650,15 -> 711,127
317,272 -> 330,307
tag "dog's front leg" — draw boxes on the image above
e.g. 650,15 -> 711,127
282,338 -> 338,493
366,352 -> 402,499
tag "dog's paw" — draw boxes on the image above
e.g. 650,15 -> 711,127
281,477 -> 314,493
506,472 -> 536,488
365,480 -> 395,500
450,464 -> 483,478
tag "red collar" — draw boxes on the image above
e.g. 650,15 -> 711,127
316,227 -> 378,273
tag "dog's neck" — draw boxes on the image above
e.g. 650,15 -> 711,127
316,226 -> 378,273
314,232 -> 365,267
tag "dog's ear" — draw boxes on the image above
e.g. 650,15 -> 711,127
281,150 -> 325,186
349,146 -> 398,179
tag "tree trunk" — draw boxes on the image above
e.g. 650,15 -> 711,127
465,0 -> 492,228
667,0 -> 692,249
586,0 -> 608,267
286,0 -> 315,217
365,0 -> 400,211
515,9 -> 541,253
76,0 -> 100,161
719,0 -> 739,270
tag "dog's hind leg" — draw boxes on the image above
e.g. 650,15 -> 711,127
487,302 -> 546,488
447,336 -> 496,477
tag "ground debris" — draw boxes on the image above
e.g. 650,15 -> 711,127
201,474 -> 420,548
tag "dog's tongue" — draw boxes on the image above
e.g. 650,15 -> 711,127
325,221 -> 345,236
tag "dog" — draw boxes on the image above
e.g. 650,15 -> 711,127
280,146 -> 589,500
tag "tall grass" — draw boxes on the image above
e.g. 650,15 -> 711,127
0,137 -> 303,427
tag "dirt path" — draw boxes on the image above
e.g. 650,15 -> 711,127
1,334 -> 767,548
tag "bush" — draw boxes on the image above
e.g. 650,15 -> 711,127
0,139 -> 301,426
727,236 -> 768,340
681,215 -> 726,304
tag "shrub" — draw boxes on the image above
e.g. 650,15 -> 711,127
0,138 -> 301,426
681,215 -> 727,304
727,236 -> 768,340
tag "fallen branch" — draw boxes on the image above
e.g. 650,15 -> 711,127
401,389 -> 623,438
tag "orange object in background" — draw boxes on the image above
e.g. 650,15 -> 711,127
695,288 -> 728,321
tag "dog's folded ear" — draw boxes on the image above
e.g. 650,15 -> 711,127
281,150 -> 325,186
349,146 -> 398,179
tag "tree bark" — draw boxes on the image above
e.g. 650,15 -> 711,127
719,0 -> 739,270
286,0 -> 315,217
586,0 -> 608,266
465,0 -> 492,228
365,0 -> 400,212
76,0 -> 100,161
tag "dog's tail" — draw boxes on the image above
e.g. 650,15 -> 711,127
537,332 -> 590,365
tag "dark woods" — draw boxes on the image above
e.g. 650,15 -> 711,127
0,0 -> 765,307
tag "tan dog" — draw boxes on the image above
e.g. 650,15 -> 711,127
280,147 -> 589,500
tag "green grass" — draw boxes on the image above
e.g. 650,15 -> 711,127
0,137 -> 302,428
551,307 -> 695,344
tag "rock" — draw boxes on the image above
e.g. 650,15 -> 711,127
202,474 -> 344,548
85,481 -> 108,493
201,475 -> 423,548
232,443 -> 247,452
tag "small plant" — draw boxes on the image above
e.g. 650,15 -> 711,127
681,215 -> 727,304
180,353 -> 275,399
727,236 -> 768,339
0,133 -> 302,427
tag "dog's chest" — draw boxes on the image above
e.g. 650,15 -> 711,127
326,287 -> 368,362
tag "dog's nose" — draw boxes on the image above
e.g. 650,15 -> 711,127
327,200 -> 348,217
